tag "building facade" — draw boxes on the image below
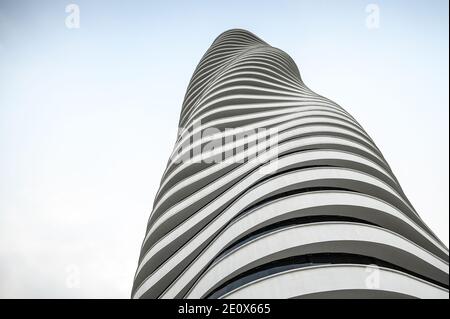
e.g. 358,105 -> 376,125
132,29 -> 449,299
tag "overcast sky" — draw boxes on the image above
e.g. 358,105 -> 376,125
0,0 -> 448,298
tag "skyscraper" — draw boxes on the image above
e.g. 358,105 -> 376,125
132,29 -> 449,299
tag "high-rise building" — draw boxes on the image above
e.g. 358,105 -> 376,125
131,29 -> 449,299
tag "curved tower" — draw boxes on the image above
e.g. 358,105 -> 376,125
132,29 -> 449,299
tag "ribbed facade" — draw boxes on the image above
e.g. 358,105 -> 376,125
132,29 -> 449,299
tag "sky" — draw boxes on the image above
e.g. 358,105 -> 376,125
0,0 -> 448,298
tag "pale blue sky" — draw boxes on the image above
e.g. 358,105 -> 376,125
0,0 -> 448,298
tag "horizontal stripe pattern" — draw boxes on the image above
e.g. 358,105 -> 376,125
132,29 -> 449,299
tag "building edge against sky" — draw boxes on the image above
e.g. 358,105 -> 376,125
131,29 -> 449,299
